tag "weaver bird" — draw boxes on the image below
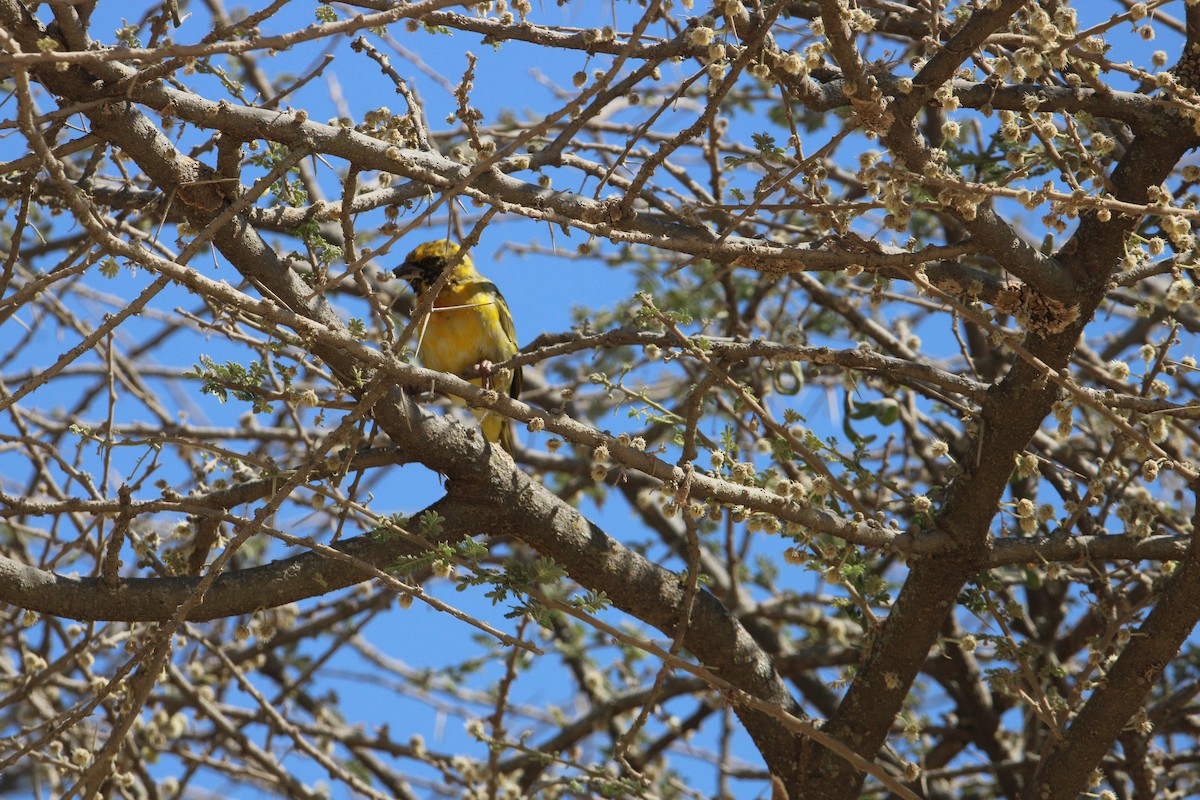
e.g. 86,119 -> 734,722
393,240 -> 522,453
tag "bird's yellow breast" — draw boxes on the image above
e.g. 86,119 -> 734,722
416,280 -> 518,381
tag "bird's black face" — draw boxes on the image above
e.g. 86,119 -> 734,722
393,240 -> 461,293
392,255 -> 446,294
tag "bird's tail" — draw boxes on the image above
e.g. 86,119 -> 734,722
479,409 -> 515,454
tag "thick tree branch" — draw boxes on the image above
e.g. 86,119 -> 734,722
794,4 -> 1200,790
1031,492 -> 1200,799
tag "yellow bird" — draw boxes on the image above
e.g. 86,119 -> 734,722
393,240 -> 522,453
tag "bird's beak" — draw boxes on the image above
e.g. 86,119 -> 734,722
392,262 -> 419,282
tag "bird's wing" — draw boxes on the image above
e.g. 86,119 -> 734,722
490,283 -> 522,403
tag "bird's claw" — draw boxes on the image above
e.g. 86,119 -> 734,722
476,360 -> 496,389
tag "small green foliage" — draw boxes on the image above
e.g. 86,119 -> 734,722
294,220 -> 343,269
724,132 -> 787,167
632,292 -> 692,326
248,142 -> 307,206
186,355 -> 273,413
389,536 -> 479,576
770,437 -> 795,463
568,589 -> 611,614
958,574 -> 1001,616
416,510 -> 446,537
861,398 -> 900,426
453,554 -> 574,625
839,393 -> 900,448
315,4 -> 336,22
456,538 -> 488,561
752,131 -> 784,156
295,219 -> 321,243
370,514 -> 407,543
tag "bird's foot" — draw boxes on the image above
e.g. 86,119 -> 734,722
476,360 -> 496,390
